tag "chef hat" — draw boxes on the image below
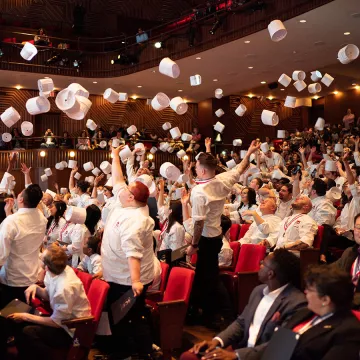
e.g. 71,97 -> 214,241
99,140 -> 107,149
277,130 -> 286,138
260,142 -> 270,153
315,117 -> 325,130
92,167 -> 101,176
226,159 -> 236,169
86,176 -> 95,184
214,121 -> 225,133
65,96 -> 92,120
112,138 -> 120,148
21,121 -> 34,136
261,110 -> 279,126
1,107 -> 21,128
190,74 -> 201,86
74,172 -> 82,180
134,142 -> 145,155
44,168 -> 52,177
325,161 -> 337,172
20,42 -> 38,61
177,174 -> 189,183
310,71 -> 322,82
337,44 -> 359,65
162,122 -> 171,131
103,88 -> 119,103
38,78 -> 54,93
83,162 -> 94,172
68,160 -> 77,169
235,104 -> 247,117
214,89 -> 223,99
181,133 -> 192,142
41,174 -> 48,182
159,57 -> 180,78
292,71 -> 306,81
120,145 -> 132,161
150,146 -> 158,154
86,119 -> 97,131
170,127 -> 181,140
68,83 -> 89,98
60,188 -> 68,194
233,139 -> 242,146
159,162 -> 181,181
45,189 -> 56,198
321,73 -> 334,87
26,96 -> 51,115
167,146 -> 174,153
268,20 -> 287,42
293,80 -> 307,92
170,97 -> 188,115
65,206 -> 86,224
308,83 -> 322,94
278,73 -> 292,87
151,92 -> 170,111
176,149 -> 186,158
55,89 -> 77,111
326,187 -> 342,202
100,161 -> 112,174
135,174 -> 156,197
127,125 -> 137,136
159,142 -> 170,152
55,162 -> 65,170
334,143 -> 344,153
272,169 -> 282,180
215,108 -> 224,117
119,93 -> 128,102
240,150 -> 247,159
2,133 -> 12,142
284,96 -> 296,108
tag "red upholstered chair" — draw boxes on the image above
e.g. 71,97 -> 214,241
352,310 -> 360,321
146,261 -> 170,304
3,37 -> 16,43
221,244 -> 266,314
229,224 -> 240,241
190,253 -> 198,265
238,223 -> 250,240
151,267 -> 195,360
219,241 -> 240,272
76,271 -> 92,294
313,225 -> 324,249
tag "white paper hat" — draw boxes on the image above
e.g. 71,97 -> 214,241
162,122 -> 171,131
321,73 -> 334,87
215,108 -> 224,117
1,107 -> 21,128
177,174 -> 189,183
20,42 -> 38,61
60,187 -> 68,194
44,168 -> 52,177
68,159 -> 77,169
119,93 -> 128,102
8,180 -> 16,190
85,176 -> 95,184
315,117 -> 325,130
177,149 -> 186,158
260,142 -> 270,153
159,162 -> 181,181
135,174 -> 156,196
68,83 -> 89,98
38,78 -> 54,93
214,121 -> 225,133
100,161 -> 112,174
308,83 -> 322,94
261,110 -> 279,126
284,96 -> 296,108
325,160 -> 337,172
311,71 -> 322,82
55,162 -> 65,170
151,92 -> 170,111
106,173 -> 112,179
278,73 -> 292,87
74,172 -> 82,180
104,176 -> 112,187
292,70 -> 306,81
277,130 -> 286,138
99,140 -> 107,149
134,142 -> 145,155
39,90 -> 51,98
39,174 -> 48,183
240,150 -> 247,159
120,145 -> 132,161
112,138 -> 120,148
65,95 -> 92,120
21,121 -> 33,136
159,142 -> 170,152
86,119 -> 97,131
323,154 -> 332,161
65,206 -> 86,224
150,146 -> 158,154
268,20 -> 287,42
233,139 -> 242,146
181,133 -> 192,141
2,133 -> 12,142
326,187 -> 342,202
334,143 -> 344,153
92,167 -> 101,176
55,89 -> 76,111
167,146 -> 174,153
61,161 -> 68,168
235,104 -> 247,116
26,96 -> 50,115
337,44 -> 359,65
103,88 -> 119,103
45,189 -> 56,198
293,80 -> 307,92
190,74 -> 201,86
170,96 -> 188,115
170,127 -> 181,139
226,159 -> 236,169
215,88 -> 223,99
83,161 -> 94,172
159,57 -> 180,78
127,125 -> 137,136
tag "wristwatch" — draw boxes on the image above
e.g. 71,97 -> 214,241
191,243 -> 199,248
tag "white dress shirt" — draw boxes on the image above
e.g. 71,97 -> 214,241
159,222 -> 186,251
68,192 -> 91,208
308,195 -> 337,226
101,183 -> 155,286
190,168 -> 241,238
0,208 -> 47,287
275,214 -> 318,249
44,266 -> 91,337
275,199 -> 294,220
64,224 -> 91,267
46,217 -> 67,245
101,196 -> 116,224
229,204 -> 258,224
240,214 -> 282,247
77,253 -> 102,275
261,152 -> 285,170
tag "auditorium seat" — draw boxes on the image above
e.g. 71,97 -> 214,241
352,310 -> 360,321
229,224 -> 240,241
146,261 -> 170,304
312,225 -> 324,249
238,223 -> 250,240
220,241 -> 241,272
76,270 -> 92,294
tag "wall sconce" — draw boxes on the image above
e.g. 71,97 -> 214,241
69,151 -> 76,158
40,151 -> 46,157
183,155 -> 189,161
147,153 -> 154,160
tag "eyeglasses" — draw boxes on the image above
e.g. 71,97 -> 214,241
260,260 -> 274,270
354,225 -> 360,231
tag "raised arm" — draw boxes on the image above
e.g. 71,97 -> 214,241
205,137 -> 212,153
69,166 -> 78,191
112,145 -> 125,186
299,146 -> 307,170
157,178 -> 165,209
343,153 -> 355,185
91,174 -> 104,198
235,141 -> 261,176
20,162 -> 32,187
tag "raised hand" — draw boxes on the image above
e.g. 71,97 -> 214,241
20,163 -> 31,174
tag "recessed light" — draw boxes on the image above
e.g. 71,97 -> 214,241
93,81 -> 97,84
183,99 -> 188,103
178,89 -> 183,92
213,79 -> 218,82
196,57 -> 201,60
248,93 -> 254,98
333,91 -> 339,95
137,85 -> 142,88
121,41 -> 125,44
15,86 -> 21,90
132,95 -> 138,99
352,83 -> 357,86
268,96 -> 273,100
152,70 -> 156,73
248,66 -> 253,69
280,88 -> 285,91
299,19 -> 307,23
261,81 -> 266,84
244,40 -> 250,44
344,32 -> 351,35
355,85 -> 360,90
313,95 -> 319,100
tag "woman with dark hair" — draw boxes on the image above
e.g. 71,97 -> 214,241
44,200 -> 67,245
34,28 -> 50,46
59,131 -> 73,148
11,128 -> 24,150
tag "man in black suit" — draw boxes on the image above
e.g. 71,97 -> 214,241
181,249 -> 306,360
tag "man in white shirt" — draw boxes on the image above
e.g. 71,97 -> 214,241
308,178 -> 337,226
0,184 -> 47,307
240,198 -> 281,248
261,149 -> 285,171
126,147 -> 151,184
275,183 -> 294,220
185,249 -> 306,360
68,167 -> 91,208
101,145 -> 155,359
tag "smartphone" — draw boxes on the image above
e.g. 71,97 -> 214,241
291,165 -> 301,175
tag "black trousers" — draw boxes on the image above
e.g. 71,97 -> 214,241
107,282 -> 153,357
191,235 -> 234,321
320,224 -> 354,258
0,283 -> 28,308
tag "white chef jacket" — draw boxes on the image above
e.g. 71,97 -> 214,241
190,168 -> 241,238
44,266 -> 91,337
101,196 -> 116,224
68,192 -> 91,208
64,223 -> 90,267
0,208 -> 47,287
261,152 -> 285,170
275,213 -> 318,249
126,154 -> 137,184
159,222 -> 186,251
46,217 -> 67,245
275,199 -> 294,220
77,253 -> 102,275
240,214 -> 282,247
229,204 -> 258,224
101,183 -> 155,286
308,195 -> 337,226
147,256 -> 162,292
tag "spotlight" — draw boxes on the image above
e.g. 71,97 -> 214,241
69,151 -> 76,158
40,151 -> 46,157
147,153 -> 154,160
154,41 -> 163,49
209,17 -> 222,35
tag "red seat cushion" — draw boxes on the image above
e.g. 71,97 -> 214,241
87,279 -> 110,323
235,244 -> 266,273
239,224 -> 250,240
159,262 -> 169,293
229,224 -> 240,241
352,310 -> 360,321
313,226 -> 324,249
229,241 -> 240,270
76,271 -> 92,294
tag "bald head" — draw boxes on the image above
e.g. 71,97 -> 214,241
42,193 -> 53,206
292,195 -> 312,214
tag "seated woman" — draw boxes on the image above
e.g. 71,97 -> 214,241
34,28 -> 50,46
43,200 -> 67,246
59,131 -> 73,148
11,127 -> 25,150
0,244 -> 91,360
41,129 -> 56,148
76,130 -> 91,150
92,129 -> 106,149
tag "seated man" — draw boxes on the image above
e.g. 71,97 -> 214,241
0,244 -> 91,360
181,249 -> 306,360
239,198 -> 281,248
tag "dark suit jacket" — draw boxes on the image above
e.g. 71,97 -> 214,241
216,284 -> 306,357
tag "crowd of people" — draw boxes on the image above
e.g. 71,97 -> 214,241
0,120 -> 360,359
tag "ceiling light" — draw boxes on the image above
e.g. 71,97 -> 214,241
280,88 -> 285,91
196,57 -> 201,60
15,86 -> 21,90
352,83 -> 357,86
268,96 -> 273,100
147,153 -> 154,160
213,79 -> 218,82
137,85 -> 142,88
178,89 -> 183,92
244,40 -> 250,44
248,93 -> 254,98
121,41 -> 125,44
313,95 -> 319,100
248,66 -> 253,69
183,99 -> 188,103
261,81 -> 266,84
355,85 -> 360,90
93,81 -> 97,84
299,19 -> 307,23
69,151 -> 76,158
40,151 -> 46,157
333,91 -> 339,95
132,95 -> 138,100
344,32 -> 351,35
